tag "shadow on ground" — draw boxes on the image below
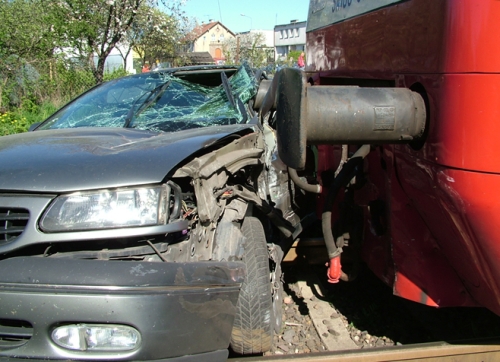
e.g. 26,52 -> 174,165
295,262 -> 500,345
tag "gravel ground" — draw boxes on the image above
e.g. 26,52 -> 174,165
264,261 -> 500,356
266,288 -> 328,355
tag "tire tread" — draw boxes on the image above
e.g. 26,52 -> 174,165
230,217 -> 273,354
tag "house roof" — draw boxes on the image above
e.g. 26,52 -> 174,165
274,20 -> 307,29
178,52 -> 215,65
186,21 -> 235,42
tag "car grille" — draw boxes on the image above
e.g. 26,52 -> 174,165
0,319 -> 33,350
0,208 -> 29,245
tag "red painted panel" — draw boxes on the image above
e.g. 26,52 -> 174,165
306,0 -> 500,76
306,0 -> 445,76
390,165 -> 476,308
429,74 -> 500,173
443,1 -> 500,72
360,147 -> 477,308
308,0 -> 500,313
395,151 -> 500,315
398,73 -> 500,174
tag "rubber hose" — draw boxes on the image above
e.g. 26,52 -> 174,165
321,157 -> 364,259
288,168 -> 322,194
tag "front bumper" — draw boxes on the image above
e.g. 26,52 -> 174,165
0,257 -> 245,361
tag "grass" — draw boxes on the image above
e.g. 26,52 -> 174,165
0,102 -> 59,136
0,65 -> 130,137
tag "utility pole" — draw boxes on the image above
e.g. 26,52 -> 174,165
235,36 -> 240,64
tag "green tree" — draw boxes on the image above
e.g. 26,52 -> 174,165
289,50 -> 304,63
0,0 -> 60,60
50,0 -> 144,83
223,32 -> 271,68
51,0 -> 186,83
0,0 -> 189,114
0,0 -> 62,109
138,7 -> 182,66
119,5 -> 183,70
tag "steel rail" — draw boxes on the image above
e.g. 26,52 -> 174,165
229,339 -> 500,362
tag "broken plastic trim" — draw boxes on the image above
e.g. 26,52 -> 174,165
215,185 -> 295,238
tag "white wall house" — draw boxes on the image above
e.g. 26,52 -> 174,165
274,20 -> 307,61
60,44 -> 137,74
100,45 -> 136,74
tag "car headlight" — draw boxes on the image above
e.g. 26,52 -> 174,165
40,186 -> 166,232
52,324 -> 141,351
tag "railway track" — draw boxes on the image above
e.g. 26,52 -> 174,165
230,339 -> 500,362
229,238 -> 500,361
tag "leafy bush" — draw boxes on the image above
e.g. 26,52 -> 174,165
288,50 -> 305,63
0,112 -> 31,136
0,56 -> 132,136
104,67 -> 129,82
0,101 -> 58,136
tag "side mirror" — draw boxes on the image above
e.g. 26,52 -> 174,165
28,122 -> 41,132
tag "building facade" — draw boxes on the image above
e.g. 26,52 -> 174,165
274,20 -> 307,61
186,21 -> 236,64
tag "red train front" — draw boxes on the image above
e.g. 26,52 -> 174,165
275,0 -> 500,316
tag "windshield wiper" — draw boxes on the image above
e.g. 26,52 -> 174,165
124,80 -> 171,128
220,71 -> 248,123
221,71 -> 236,108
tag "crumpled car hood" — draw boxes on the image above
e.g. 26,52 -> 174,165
0,125 -> 254,193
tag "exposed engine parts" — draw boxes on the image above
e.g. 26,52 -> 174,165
264,68 -> 427,286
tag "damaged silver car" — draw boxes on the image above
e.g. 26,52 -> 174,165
0,64 -> 307,361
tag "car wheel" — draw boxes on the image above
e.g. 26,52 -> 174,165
230,216 -> 274,354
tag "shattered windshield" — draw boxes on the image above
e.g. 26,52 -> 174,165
38,64 -> 258,133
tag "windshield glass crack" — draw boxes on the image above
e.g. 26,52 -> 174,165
38,64 -> 258,133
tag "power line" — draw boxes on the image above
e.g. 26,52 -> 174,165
218,0 -> 223,22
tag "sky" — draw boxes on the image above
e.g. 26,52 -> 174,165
180,0 -> 310,33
